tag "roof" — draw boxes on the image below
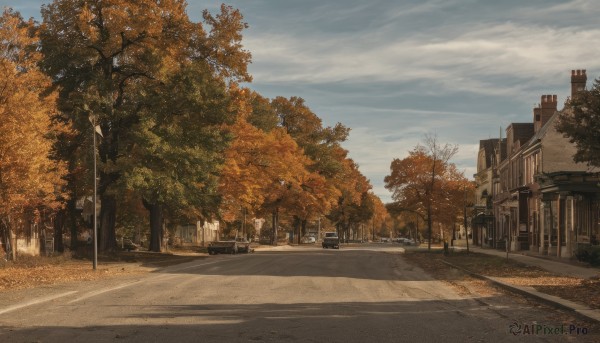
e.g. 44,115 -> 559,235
479,139 -> 500,168
509,123 -> 535,145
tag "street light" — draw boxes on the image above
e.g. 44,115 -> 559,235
88,113 -> 102,270
464,185 -> 469,253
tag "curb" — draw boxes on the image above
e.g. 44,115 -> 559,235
441,260 -> 600,324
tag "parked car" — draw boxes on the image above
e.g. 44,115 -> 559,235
208,237 -> 253,255
402,238 -> 415,246
301,236 -> 316,244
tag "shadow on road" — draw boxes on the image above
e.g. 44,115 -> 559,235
1,297 -> 594,343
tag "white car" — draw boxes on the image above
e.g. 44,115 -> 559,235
301,236 -> 316,244
402,238 -> 415,245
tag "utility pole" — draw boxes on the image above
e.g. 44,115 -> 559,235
464,186 -> 469,253
89,114 -> 100,270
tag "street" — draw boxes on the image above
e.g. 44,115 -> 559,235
0,244 -> 594,342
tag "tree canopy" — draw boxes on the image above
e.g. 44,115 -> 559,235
0,9 -> 68,256
556,78 -> 600,166
385,136 -> 471,249
2,2 -> 384,256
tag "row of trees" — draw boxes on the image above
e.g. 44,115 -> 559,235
0,1 -> 387,257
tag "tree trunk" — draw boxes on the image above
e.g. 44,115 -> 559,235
301,220 -> 307,238
427,203 -> 432,251
293,216 -> 301,244
53,209 -> 65,253
10,221 -> 16,261
67,197 -> 79,250
272,209 -> 278,246
99,194 -> 117,252
145,200 -> 163,252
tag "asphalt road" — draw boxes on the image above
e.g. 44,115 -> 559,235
0,244 -> 596,342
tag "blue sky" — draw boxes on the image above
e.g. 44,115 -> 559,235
4,0 -> 600,203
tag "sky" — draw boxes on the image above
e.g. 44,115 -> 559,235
4,0 -> 600,203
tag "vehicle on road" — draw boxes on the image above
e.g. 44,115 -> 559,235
208,237 -> 253,255
322,232 -> 340,249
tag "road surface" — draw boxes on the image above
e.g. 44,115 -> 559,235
0,244 -> 595,342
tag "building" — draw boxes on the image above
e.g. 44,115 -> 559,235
473,139 -> 500,247
481,69 -> 600,258
174,220 -> 219,246
493,122 -> 534,251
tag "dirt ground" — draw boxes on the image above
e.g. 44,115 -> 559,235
403,249 -> 600,310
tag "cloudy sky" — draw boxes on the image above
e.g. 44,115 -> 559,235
4,0 -> 600,203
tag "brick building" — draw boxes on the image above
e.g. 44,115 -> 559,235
476,69 -> 600,258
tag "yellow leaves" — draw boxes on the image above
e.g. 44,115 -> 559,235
0,10 -> 67,216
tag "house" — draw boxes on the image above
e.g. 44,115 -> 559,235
482,69 -> 600,258
473,139 -> 500,247
174,220 -> 219,246
493,123 -> 534,251
522,70 -> 600,257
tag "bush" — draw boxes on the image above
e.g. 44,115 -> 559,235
575,245 -> 600,266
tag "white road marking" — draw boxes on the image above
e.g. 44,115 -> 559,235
0,291 -> 78,315
67,280 -> 146,304
68,259 -> 229,304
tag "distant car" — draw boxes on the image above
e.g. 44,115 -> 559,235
301,236 -> 316,244
322,232 -> 340,249
402,238 -> 415,246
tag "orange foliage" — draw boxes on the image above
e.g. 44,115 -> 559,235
0,10 -> 67,222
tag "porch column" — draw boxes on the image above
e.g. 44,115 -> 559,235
539,201 -> 545,254
557,194 -> 562,258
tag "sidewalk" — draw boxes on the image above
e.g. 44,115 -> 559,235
452,239 -> 599,279
444,239 -> 600,323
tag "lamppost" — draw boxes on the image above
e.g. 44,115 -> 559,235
464,185 -> 469,253
88,113 -> 102,270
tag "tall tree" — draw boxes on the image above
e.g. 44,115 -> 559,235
384,135 -> 458,250
40,1 -> 251,251
556,78 -> 600,166
0,9 -> 67,258
271,96 -> 351,237
122,61 -> 233,252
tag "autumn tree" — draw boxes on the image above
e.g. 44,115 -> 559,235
327,158 -> 373,241
40,1 -> 251,251
431,164 -> 474,243
0,9 -> 67,259
370,194 -> 389,240
121,61 -> 234,252
271,96 -> 350,239
384,135 -> 459,250
556,78 -> 600,166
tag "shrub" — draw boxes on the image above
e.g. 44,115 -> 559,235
575,245 -> 600,266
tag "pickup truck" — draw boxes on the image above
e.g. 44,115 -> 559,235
322,232 -> 340,249
208,238 -> 252,255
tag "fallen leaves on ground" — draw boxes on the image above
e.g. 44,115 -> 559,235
0,249 -> 207,292
0,260 -> 142,292
403,249 -> 600,310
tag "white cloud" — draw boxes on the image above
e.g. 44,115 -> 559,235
246,20 -> 600,101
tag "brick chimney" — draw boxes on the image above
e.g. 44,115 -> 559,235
571,69 -> 587,98
533,94 -> 557,133
533,104 -> 542,133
